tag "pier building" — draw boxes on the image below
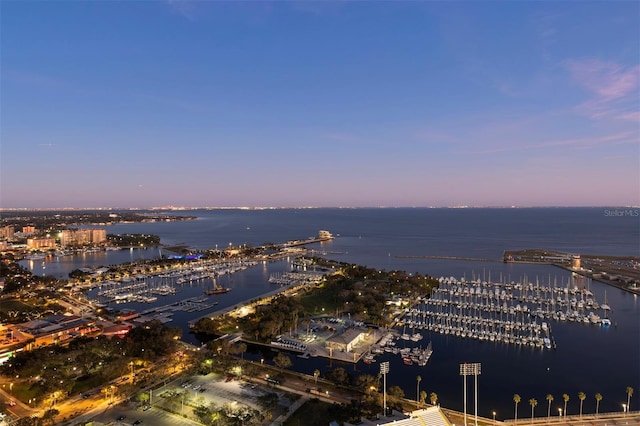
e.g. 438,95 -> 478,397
572,254 -> 581,270
326,327 -> 368,353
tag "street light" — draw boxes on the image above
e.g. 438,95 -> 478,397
492,411 -> 496,424
558,408 -> 562,418
622,403 -> 627,415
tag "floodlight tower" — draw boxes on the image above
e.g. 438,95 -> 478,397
380,361 -> 390,417
460,362 -> 481,426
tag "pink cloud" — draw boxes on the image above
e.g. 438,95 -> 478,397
566,59 -> 640,121
566,59 -> 638,100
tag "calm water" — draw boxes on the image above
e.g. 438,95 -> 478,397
21,208 -> 640,419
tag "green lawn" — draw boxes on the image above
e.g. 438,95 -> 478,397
298,284 -> 343,315
0,298 -> 33,314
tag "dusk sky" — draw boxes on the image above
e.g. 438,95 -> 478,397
1,1 -> 639,208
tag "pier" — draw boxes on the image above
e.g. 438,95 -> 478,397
503,249 -> 640,294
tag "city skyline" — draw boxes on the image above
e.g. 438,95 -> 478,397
1,1 -> 639,208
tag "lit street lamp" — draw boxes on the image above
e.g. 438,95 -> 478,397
492,411 -> 496,423
622,403 -> 627,415
558,408 -> 562,418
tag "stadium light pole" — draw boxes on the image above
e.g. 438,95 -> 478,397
380,362 -> 390,417
460,363 -> 481,426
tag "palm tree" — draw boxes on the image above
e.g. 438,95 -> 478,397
237,342 -> 247,362
430,392 -> 438,406
578,392 -> 586,417
627,386 -> 634,412
514,394 -> 521,424
313,369 -> 320,385
541,393 -> 552,418
595,393 -> 602,416
562,393 -> 569,417
529,398 -> 538,423
416,375 -> 422,404
420,390 -> 427,406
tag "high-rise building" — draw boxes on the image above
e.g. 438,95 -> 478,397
0,226 -> 15,240
59,228 -> 107,247
60,230 -> 75,247
91,228 -> 107,244
27,238 -> 56,250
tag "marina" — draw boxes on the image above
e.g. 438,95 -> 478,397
87,259 -> 260,305
402,276 -> 614,350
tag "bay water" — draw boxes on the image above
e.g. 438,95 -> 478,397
21,207 -> 639,419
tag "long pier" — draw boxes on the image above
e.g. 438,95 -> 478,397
395,249 -> 639,295
396,255 -> 501,262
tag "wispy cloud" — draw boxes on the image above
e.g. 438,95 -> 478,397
166,0 -> 198,21
566,59 -> 640,121
531,11 -> 561,62
472,130 -> 639,155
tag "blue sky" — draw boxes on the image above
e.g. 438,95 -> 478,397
1,1 -> 638,208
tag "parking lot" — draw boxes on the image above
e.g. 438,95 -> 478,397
86,372 -> 293,426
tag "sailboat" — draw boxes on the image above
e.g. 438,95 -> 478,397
204,274 -> 231,295
600,290 -> 611,312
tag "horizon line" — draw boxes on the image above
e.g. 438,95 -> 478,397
1,205 -> 640,212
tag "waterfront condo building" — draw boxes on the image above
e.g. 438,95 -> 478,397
0,226 -> 14,240
60,228 -> 107,247
26,238 -> 56,250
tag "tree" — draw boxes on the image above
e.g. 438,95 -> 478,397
595,393 -> 602,416
273,352 -> 292,372
529,398 -> 538,422
420,390 -> 427,406
355,374 -> 378,393
136,391 -> 150,404
416,375 -> 422,404
325,367 -> 349,386
430,392 -> 438,406
313,369 -> 320,385
388,385 -> 405,400
193,404 -> 213,425
627,386 -> 634,411
236,342 -> 247,362
514,394 -> 521,424
546,394 -> 553,418
14,417 -> 38,426
562,394 -> 569,417
578,392 -> 586,417
41,408 -> 59,426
